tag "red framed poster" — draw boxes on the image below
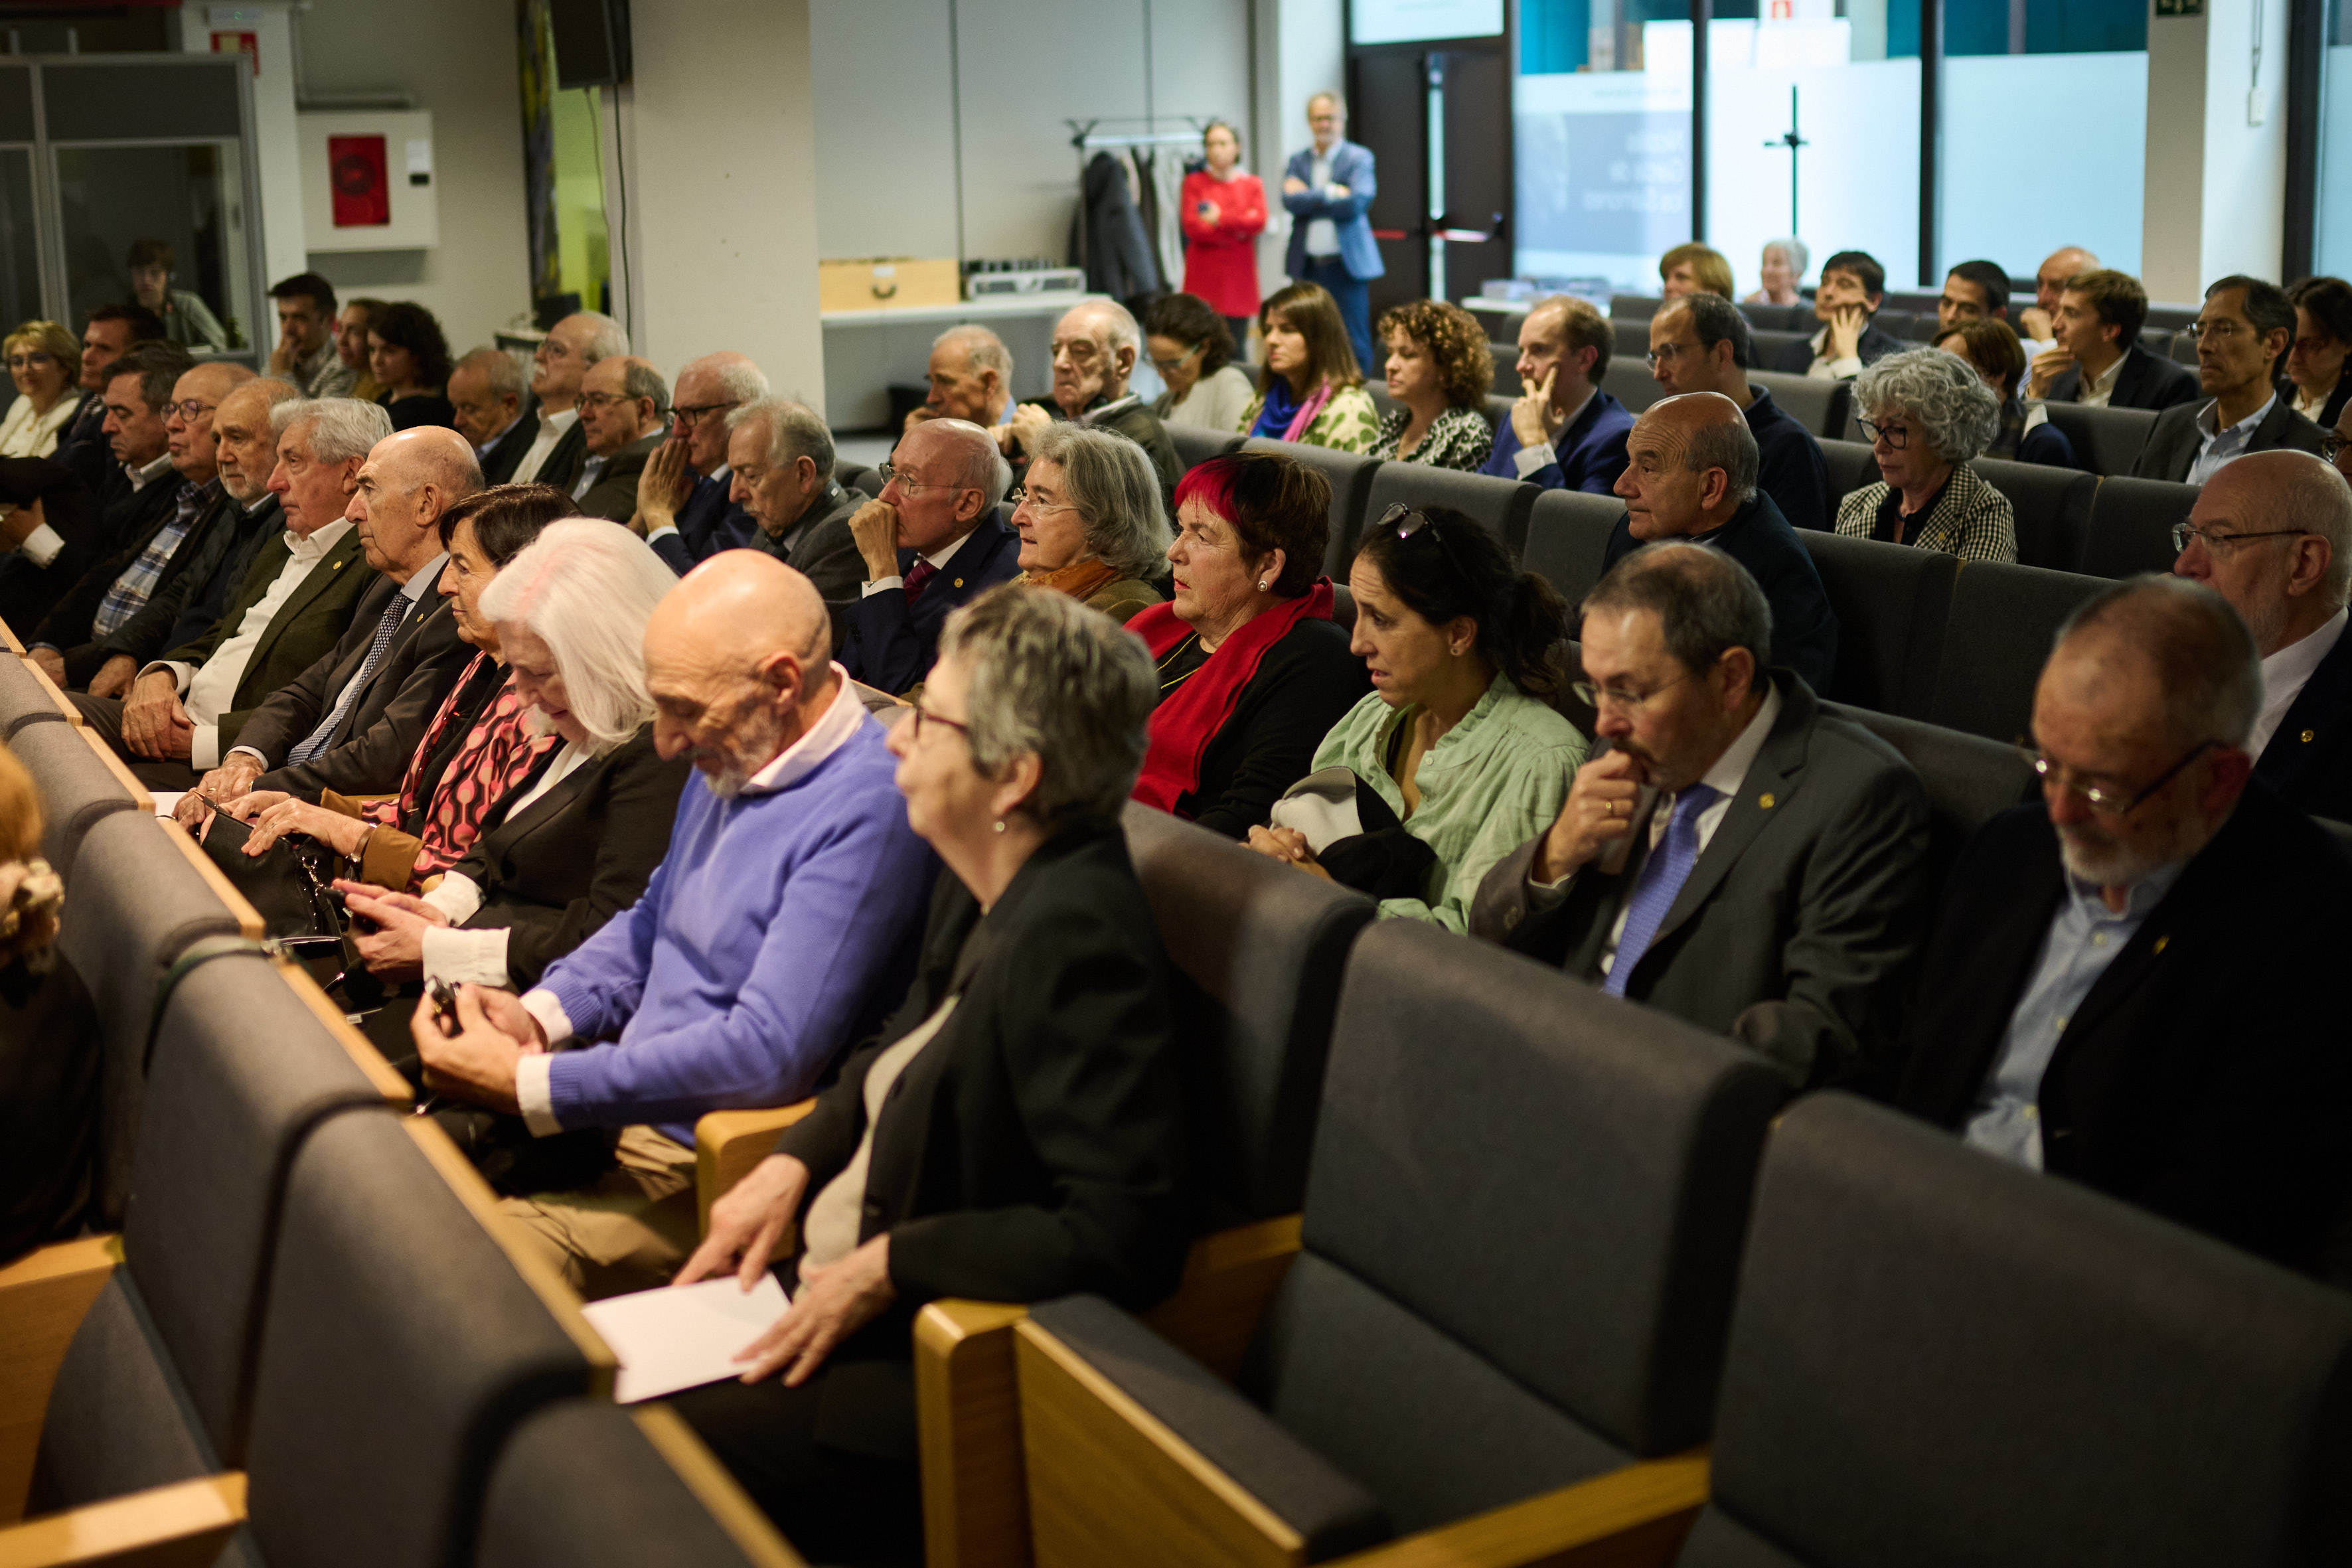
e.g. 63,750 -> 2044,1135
329,135 -> 390,228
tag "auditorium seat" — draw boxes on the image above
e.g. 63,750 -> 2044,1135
1364,461 -> 1539,557
1603,359 -> 1662,416
2038,402 -> 2157,477
8,722 -> 143,877
1166,421 -> 1243,474
1927,560 -> 2105,743
17,953 -> 398,1525
1522,489 -> 1626,607
1243,437 -> 1381,576
1490,341 -> 1517,392
1737,302 -> 1806,333
846,465 -> 884,499
832,460 -> 876,496
1609,293 -> 1662,321
1676,1093 -> 2352,1568
1972,456 -> 2096,571
1749,370 -> 1852,441
0,655 -> 70,740
1820,702 -> 2035,894
474,1403 -> 799,1567
1748,328 -> 1810,369
1484,392 -> 1516,432
1612,319 -> 1648,363
2080,476 -> 2196,579
1803,531 -> 1956,719
2165,326 -> 2198,366
1817,438 -> 1879,514
1014,918 -> 1788,1565
1873,307 -> 1921,341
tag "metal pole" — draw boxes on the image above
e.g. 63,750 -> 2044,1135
1691,0 -> 1711,241
1917,0 -> 1940,285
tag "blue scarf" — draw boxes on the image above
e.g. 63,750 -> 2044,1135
1250,374 -> 1305,439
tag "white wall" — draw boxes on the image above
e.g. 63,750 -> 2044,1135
2140,0 -> 2286,302
287,0 -> 532,351
179,3 -> 307,289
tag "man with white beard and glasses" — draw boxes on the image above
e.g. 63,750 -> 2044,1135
1889,576 -> 2352,1275
412,549 -> 936,1296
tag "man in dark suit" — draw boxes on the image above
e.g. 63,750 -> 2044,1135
182,426 -> 480,814
1648,292 -> 1830,531
639,351 -> 767,572
1770,250 -> 1905,380
699,396 -> 864,603
448,348 -> 535,486
2169,451 -> 2352,822
508,311 -> 623,493
1891,576 -> 2352,1273
1282,92 -> 1383,377
1482,294 -> 1634,494
1003,301 -> 1180,508
1601,392 -> 1839,691
840,419 -> 1021,695
75,398 -> 389,786
1471,542 -> 1930,1085
52,303 -> 167,499
0,460 -> 115,639
2031,268 -> 2200,411
570,356 -> 666,522
2130,276 -> 2329,485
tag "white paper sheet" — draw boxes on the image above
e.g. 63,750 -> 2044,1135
151,791 -> 183,820
580,1273 -> 792,1403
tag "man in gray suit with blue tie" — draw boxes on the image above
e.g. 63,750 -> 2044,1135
1469,542 -> 1932,1085
1282,92 -> 1383,378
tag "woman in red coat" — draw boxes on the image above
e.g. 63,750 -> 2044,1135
1180,121 -> 1267,347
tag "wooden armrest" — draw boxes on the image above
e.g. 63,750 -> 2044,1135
1018,1312 -> 1707,1568
1143,1215 -> 1300,1380
0,619 -> 25,655
631,1406 -> 809,1568
0,1472 -> 247,1568
0,1238 -> 124,1524
73,730 -> 151,815
268,959 -> 412,1106
694,1104 -> 815,1234
17,661 -> 76,728
155,819 -> 265,940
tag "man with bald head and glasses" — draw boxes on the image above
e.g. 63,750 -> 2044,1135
1891,574 -> 2352,1273
838,418 -> 1020,695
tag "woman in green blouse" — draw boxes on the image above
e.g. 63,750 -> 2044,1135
1238,281 -> 1382,453
1245,503 -> 1589,930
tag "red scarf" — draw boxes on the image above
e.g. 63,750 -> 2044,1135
1130,580 -> 1334,815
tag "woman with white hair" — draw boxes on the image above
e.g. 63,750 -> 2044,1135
1012,423 -> 1169,625
1745,236 -> 1808,307
334,518 -> 694,991
1834,347 -> 2017,563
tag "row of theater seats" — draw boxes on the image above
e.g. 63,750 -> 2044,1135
913,802 -> 2352,1567
0,633 -> 800,1565
1609,287 -> 2207,359
1163,420 -> 2176,747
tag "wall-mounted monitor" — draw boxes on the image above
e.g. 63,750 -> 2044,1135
1350,0 -> 1505,46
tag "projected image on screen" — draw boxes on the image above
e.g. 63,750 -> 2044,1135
1352,0 -> 1504,45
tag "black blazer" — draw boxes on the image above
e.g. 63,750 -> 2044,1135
771,826 -> 1194,1454
1745,385 -> 1831,533
526,416 -> 589,496
1472,672 -> 1932,1085
2045,343 -> 2201,412
1891,785 -> 2352,1272
1602,490 -> 1840,693
838,512 -> 1024,696
378,390 -> 457,433
1769,322 -> 1905,378
242,576 -> 471,794
449,724 -> 692,988
30,473 -> 208,677
1172,615 -> 1369,838
0,459 -> 122,641
575,430 -> 664,523
2129,394 -> 2330,483
2252,622 -> 2352,824
477,398 -> 540,487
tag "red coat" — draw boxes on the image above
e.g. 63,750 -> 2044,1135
1179,170 -> 1267,319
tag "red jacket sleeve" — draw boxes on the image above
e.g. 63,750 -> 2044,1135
1182,172 -> 1267,245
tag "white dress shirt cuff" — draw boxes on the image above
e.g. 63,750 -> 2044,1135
422,923 -> 512,990
225,745 -> 268,769
19,522 -> 62,568
862,576 -> 904,597
424,870 -> 485,925
1826,355 -> 1863,379
514,1052 -> 562,1138
1512,442 -> 1557,479
645,524 -> 679,546
191,724 -> 220,771
1323,182 -> 1348,200
521,986 -> 575,1048
140,660 -> 196,696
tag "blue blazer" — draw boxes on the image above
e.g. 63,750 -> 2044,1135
1482,388 -> 1634,493
838,511 -> 1022,696
1282,141 -> 1383,282
651,471 -> 758,577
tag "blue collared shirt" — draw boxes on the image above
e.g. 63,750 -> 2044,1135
2187,392 -> 2276,485
1964,860 -> 2186,1168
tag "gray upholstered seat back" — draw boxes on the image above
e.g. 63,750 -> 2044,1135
1692,1093 -> 2352,1568
1601,359 -> 1660,416
2081,476 -> 2197,578
1166,420 -> 1244,473
1122,803 -> 1373,1219
1289,921 -> 1790,1458
1241,437 -> 1382,576
2039,401 -> 2156,478
1815,438 -> 1878,510
476,1402 -> 769,1567
1926,560 -> 2103,744
1749,371 -> 1852,441
1802,530 -> 1956,720
0,655 -> 66,739
8,722 -> 138,876
245,1112 -> 601,1568
1818,702 -> 2033,864
1362,461 -> 1539,558
1523,489 -> 1625,607
1973,456 -> 2096,571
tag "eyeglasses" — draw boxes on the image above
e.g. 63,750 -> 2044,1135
576,391 -> 641,414
2015,738 -> 2214,816
670,400 -> 742,427
1855,415 -> 1910,449
1571,670 -> 1694,712
165,399 -> 217,422
1644,342 -> 1698,368
2323,433 -> 2347,464
2291,336 -> 2341,356
907,700 -> 970,743
2186,319 -> 2253,343
1147,343 -> 1202,377
1005,484 -> 1080,515
877,459 -> 969,497
2170,522 -> 2310,554
5,352 -> 54,369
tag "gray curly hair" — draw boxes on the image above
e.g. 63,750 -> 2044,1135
1026,423 -> 1172,580
1855,347 -> 2001,465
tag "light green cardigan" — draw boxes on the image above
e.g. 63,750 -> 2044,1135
1307,673 -> 1588,931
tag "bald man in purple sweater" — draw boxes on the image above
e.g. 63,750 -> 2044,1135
419,554 -> 935,1296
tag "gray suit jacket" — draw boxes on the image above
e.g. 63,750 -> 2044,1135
1468,672 -> 1932,1085
2128,393 -> 2329,484
574,430 -> 665,522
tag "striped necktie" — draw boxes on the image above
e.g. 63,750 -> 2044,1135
286,594 -> 408,765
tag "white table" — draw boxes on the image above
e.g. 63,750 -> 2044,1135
822,293 -> 1109,431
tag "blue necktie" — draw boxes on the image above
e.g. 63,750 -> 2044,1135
287,594 -> 408,764
1601,783 -> 1719,997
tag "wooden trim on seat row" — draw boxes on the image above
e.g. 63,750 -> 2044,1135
915,1300 -> 1033,1568
0,1472 -> 247,1568
400,1119 -> 618,1398
0,1237 -> 125,1525
268,959 -> 413,1105
154,819 -> 264,941
72,728 -> 151,815
0,619 -> 24,655
694,1104 -> 816,1235
631,1406 -> 811,1568
17,660 -> 78,728
1333,1457 -> 1707,1568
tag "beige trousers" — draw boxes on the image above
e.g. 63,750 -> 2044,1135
500,1125 -> 700,1300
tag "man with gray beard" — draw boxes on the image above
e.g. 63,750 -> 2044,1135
413,550 -> 936,1296
1891,575 -> 2352,1275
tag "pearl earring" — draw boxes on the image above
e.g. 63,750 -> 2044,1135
1257,578 -> 1271,591
992,819 -> 1007,834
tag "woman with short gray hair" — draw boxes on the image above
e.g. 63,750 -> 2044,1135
1012,423 -> 1170,625
669,583 -> 1190,1560
1834,346 -> 2017,562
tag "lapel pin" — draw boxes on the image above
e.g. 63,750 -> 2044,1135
2153,935 -> 2169,955
2302,730 -> 2315,744
953,578 -> 965,588
1758,792 -> 1776,809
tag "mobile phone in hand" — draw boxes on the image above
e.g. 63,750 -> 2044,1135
428,977 -> 461,1038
